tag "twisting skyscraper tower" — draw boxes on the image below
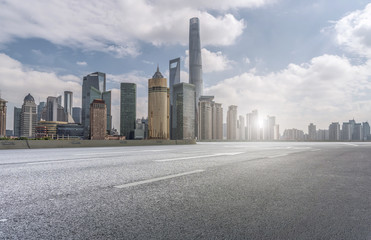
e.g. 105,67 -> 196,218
189,17 -> 203,102
189,17 -> 203,138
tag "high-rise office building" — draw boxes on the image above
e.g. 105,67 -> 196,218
82,72 -> 111,138
20,93 -> 37,138
227,105 -> 238,140
120,83 -> 136,139
90,99 -> 107,140
172,83 -> 195,140
329,122 -> 340,141
46,96 -> 58,121
72,107 -> 81,124
64,91 -> 73,115
246,110 -> 259,140
308,123 -> 316,141
198,96 -> 214,140
353,123 -> 363,141
37,102 -> 45,122
0,97 -> 7,137
212,102 -> 223,140
169,57 -> 181,139
362,122 -> 370,141
342,122 -> 351,141
238,115 -> 245,140
189,17 -> 203,138
13,107 -> 21,137
148,67 -> 170,139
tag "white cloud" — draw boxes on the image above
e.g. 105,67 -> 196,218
205,54 -> 371,131
0,53 -> 81,129
0,0 -> 261,56
76,61 -> 87,66
107,72 -> 148,89
185,48 -> 233,73
335,3 -> 371,57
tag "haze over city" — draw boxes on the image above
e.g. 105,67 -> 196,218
1,0 -> 371,132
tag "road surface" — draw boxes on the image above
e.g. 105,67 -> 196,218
1,142 -> 371,239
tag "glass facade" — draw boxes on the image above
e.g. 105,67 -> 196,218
120,83 -> 136,139
172,83 -> 195,140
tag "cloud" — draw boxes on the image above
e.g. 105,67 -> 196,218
335,3 -> 371,57
185,48 -> 233,73
205,54 -> 371,131
107,72 -> 148,89
0,0 -> 263,56
76,61 -> 87,66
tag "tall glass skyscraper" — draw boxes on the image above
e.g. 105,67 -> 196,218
189,17 -> 203,101
189,17 -> 203,138
64,91 -> 73,115
81,72 -> 111,138
120,83 -> 136,139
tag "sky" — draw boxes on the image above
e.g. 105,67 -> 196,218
1,0 -> 371,133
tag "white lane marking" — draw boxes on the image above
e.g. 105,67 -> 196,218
339,143 -> 359,147
113,170 -> 205,189
74,149 -> 168,156
268,154 -> 288,158
155,152 -> 244,162
0,219 -> 8,222
26,160 -> 82,165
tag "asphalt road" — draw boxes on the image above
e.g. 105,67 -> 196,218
1,142 -> 371,239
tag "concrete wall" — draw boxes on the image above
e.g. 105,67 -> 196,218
0,139 -> 196,150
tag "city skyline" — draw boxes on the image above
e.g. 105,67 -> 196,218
0,1 -> 371,132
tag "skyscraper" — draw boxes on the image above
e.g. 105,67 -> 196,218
13,107 -> 21,137
189,17 -> 203,138
198,96 -> 214,140
238,115 -> 246,140
120,83 -> 136,139
82,72 -> 111,138
172,83 -> 195,140
46,96 -> 58,121
308,123 -> 316,141
90,99 -> 107,140
64,91 -> 73,115
169,57 -> 181,139
329,122 -> 340,141
227,105 -> 238,140
212,102 -> 223,140
72,107 -> 82,124
37,102 -> 45,122
20,93 -> 37,138
246,110 -> 259,140
148,67 -> 170,139
362,122 -> 370,141
0,97 -> 7,137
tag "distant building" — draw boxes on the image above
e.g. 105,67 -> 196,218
353,123 -> 363,141
6,130 -> 13,136
212,102 -> 223,140
227,105 -> 238,140
341,122 -> 351,141
45,96 -> 58,121
308,123 -> 316,141
37,102 -> 45,122
90,99 -> 107,140
82,72 -> 111,139
246,110 -> 259,140
35,121 -> 67,139
329,122 -> 341,141
173,83 -> 195,140
57,124 -> 84,139
317,129 -> 329,141
169,57 -> 181,139
282,128 -> 305,141
238,115 -> 245,140
189,17 -> 203,139
72,107 -> 82,124
135,118 -> 148,140
264,116 -> 276,141
274,124 -> 280,140
0,97 -> 7,137
362,122 -> 370,141
20,93 -> 37,138
13,107 -> 21,137
64,91 -> 73,115
120,83 -> 136,139
198,96 -> 214,140
148,67 -> 170,139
